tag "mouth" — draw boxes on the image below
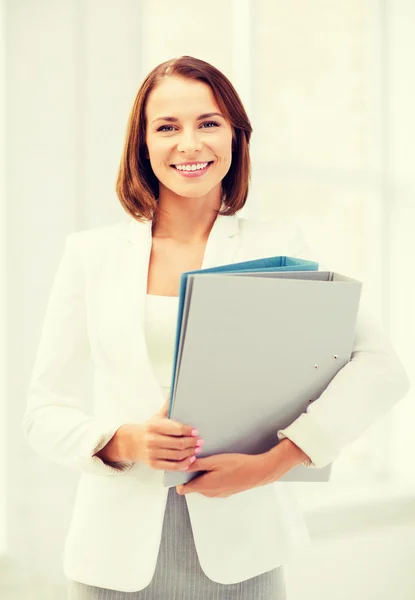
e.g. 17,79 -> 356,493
170,161 -> 214,178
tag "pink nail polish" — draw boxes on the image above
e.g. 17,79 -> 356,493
191,429 -> 199,437
196,439 -> 204,447
189,456 -> 196,464
194,447 -> 202,454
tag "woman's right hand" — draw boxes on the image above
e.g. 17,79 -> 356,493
125,394 -> 204,471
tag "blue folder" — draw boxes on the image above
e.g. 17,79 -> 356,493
167,255 -> 318,417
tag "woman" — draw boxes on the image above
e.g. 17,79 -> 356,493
23,56 -> 410,599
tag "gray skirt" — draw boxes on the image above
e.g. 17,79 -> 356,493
67,487 -> 287,600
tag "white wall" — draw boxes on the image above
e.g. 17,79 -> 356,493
385,0 -> 415,479
0,0 -> 6,559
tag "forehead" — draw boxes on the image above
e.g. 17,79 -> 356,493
146,77 -> 219,120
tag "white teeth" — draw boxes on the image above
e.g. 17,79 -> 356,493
175,162 -> 209,171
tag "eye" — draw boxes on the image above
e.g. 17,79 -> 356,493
156,121 -> 221,133
201,120 -> 220,128
157,125 -> 175,132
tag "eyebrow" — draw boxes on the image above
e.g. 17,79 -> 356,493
151,112 -> 225,125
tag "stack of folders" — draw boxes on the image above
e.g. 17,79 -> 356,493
163,255 -> 362,487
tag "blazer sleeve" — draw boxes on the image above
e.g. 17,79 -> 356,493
22,232 -> 134,476
275,222 -> 412,468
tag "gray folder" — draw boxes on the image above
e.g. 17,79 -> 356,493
163,271 -> 362,487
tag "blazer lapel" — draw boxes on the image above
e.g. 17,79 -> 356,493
124,211 -> 242,409
200,210 -> 241,269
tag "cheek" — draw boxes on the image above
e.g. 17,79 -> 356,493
217,138 -> 233,158
217,148 -> 232,169
147,139 -> 168,158
147,149 -> 168,171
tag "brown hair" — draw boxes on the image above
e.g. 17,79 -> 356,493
115,56 -> 253,223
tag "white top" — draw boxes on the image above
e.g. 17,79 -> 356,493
144,294 -> 180,395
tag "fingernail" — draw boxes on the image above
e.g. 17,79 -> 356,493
196,439 -> 204,447
189,456 -> 196,464
191,429 -> 199,437
194,447 -> 202,454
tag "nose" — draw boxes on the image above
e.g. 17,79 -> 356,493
176,128 -> 203,154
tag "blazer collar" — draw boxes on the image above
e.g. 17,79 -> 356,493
126,209 -> 241,270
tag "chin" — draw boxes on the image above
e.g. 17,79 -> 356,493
165,184 -> 215,199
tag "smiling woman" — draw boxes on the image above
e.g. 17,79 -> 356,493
68,56 -> 289,598
143,73 -> 234,205
116,56 -> 252,237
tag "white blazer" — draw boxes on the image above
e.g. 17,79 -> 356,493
22,212 -> 411,593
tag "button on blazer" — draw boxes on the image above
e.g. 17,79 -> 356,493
23,212 -> 411,593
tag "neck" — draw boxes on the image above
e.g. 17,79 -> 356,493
151,196 -> 223,244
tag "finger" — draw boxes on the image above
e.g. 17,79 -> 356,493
185,456 -> 212,472
154,418 -> 199,438
176,475 -> 203,495
176,483 -> 193,495
151,433 -> 201,452
155,456 -> 197,471
155,446 -> 197,461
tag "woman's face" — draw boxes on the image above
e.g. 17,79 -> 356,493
145,76 -> 234,200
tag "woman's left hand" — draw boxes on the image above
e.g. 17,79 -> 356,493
175,453 -> 274,498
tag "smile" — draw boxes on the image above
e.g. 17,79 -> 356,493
171,161 -> 213,178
